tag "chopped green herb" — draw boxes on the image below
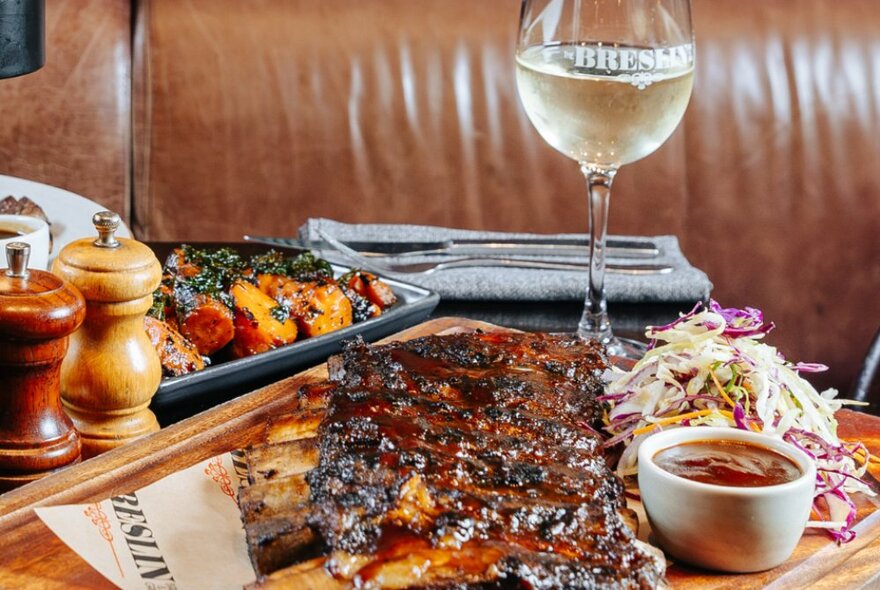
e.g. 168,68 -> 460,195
249,250 -> 289,276
249,249 -> 333,281
148,289 -> 169,320
338,269 -> 359,285
269,304 -> 290,323
175,244 -> 247,305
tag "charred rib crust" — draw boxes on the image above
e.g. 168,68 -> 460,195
245,332 -> 664,589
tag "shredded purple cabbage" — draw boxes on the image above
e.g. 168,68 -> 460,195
603,300 -> 873,544
650,300 -> 703,332
732,404 -> 748,430
708,300 -> 775,338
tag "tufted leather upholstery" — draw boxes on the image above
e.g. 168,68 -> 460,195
0,0 -> 130,217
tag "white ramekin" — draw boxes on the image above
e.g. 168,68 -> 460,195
638,426 -> 816,573
0,214 -> 49,270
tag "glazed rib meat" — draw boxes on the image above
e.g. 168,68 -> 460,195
241,332 -> 666,589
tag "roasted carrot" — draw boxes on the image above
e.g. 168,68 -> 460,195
144,316 -> 206,377
346,271 -> 398,309
177,294 -> 235,356
230,281 -> 298,358
264,277 -> 353,338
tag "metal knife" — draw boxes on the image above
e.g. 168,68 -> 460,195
243,235 -> 660,258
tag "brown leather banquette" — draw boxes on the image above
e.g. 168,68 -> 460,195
0,0 -> 130,217
3,0 -> 880,393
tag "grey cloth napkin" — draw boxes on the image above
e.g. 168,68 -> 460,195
299,218 -> 712,303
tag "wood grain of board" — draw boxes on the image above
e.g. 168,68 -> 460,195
0,317 -> 878,589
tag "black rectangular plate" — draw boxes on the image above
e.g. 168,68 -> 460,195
146,242 -> 439,424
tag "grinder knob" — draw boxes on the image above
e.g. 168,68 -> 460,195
92,211 -> 121,248
6,241 -> 29,277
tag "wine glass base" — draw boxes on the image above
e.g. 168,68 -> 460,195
577,329 -> 646,366
576,320 -> 646,363
604,336 -> 647,364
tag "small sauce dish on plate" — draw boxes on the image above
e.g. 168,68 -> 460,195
0,214 -> 50,270
638,427 -> 816,573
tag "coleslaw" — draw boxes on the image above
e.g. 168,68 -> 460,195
602,300 -> 876,542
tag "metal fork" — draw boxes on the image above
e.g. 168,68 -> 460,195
315,229 -> 673,276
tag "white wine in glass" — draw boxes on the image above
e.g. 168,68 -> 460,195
515,0 -> 694,357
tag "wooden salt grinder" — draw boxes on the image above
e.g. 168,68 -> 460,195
0,242 -> 85,491
53,212 -> 163,458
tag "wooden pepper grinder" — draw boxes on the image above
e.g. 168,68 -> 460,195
53,211 -> 163,458
0,242 -> 85,491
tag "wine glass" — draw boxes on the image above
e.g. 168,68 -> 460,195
515,0 -> 694,357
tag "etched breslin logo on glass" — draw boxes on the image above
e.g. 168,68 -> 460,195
554,44 -> 694,89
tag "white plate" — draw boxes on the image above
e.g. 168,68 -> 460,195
0,174 -> 132,268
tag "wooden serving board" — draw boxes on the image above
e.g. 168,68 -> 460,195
0,317 -> 878,589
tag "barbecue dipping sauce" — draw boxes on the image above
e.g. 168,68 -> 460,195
652,440 -> 802,487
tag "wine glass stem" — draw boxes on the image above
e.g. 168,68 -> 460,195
577,164 -> 618,344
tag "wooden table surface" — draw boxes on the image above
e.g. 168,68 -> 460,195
0,317 -> 878,589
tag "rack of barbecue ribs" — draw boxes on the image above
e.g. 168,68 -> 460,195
239,332 -> 667,589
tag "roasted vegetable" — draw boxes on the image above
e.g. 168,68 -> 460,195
261,276 -> 353,338
230,281 -> 298,358
343,270 -> 398,309
153,246 -> 243,356
146,245 -> 396,375
339,283 -> 380,322
255,273 -> 289,299
144,315 -> 206,377
176,292 -> 235,356
148,282 -> 175,325
250,250 -> 332,281
171,245 -> 247,298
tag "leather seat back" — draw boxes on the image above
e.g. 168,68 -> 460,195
133,0 -> 880,391
0,0 -> 131,217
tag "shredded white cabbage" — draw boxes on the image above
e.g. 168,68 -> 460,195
603,301 -> 875,542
